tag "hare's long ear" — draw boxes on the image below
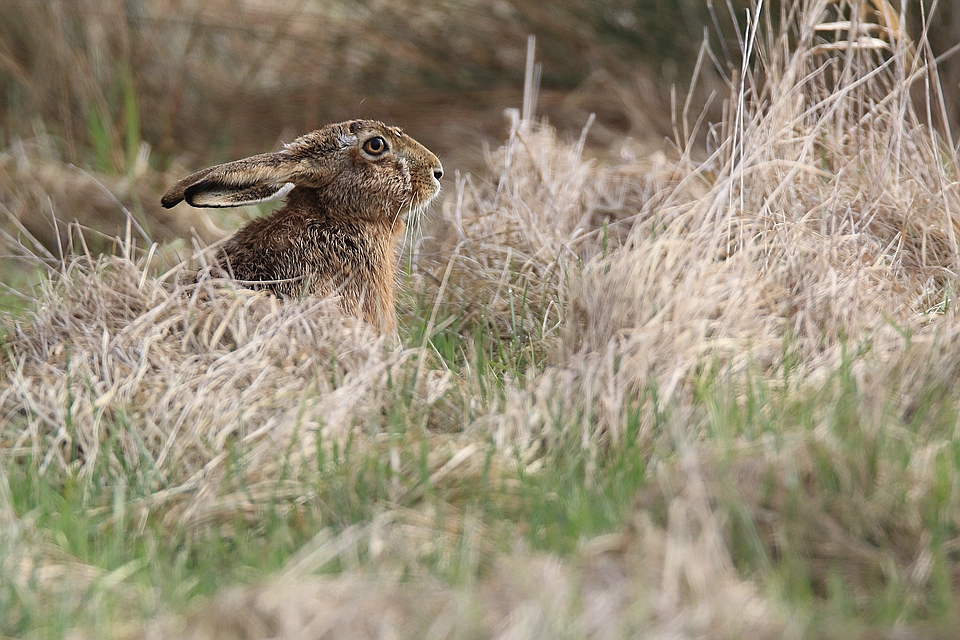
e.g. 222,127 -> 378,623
161,151 -> 313,209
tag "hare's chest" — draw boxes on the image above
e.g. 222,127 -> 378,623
299,222 -> 392,280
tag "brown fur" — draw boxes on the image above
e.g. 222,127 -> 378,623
162,120 -> 443,331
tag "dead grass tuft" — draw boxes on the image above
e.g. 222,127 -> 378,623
430,114 -> 679,341
0,251 -> 422,526
484,0 -> 960,454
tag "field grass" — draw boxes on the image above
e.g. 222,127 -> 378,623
5,0 -> 960,638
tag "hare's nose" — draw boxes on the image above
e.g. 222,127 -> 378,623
433,166 -> 443,181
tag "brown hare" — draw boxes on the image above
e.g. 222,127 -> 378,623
162,120 -> 443,332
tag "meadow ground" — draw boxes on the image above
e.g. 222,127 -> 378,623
5,0 -> 960,638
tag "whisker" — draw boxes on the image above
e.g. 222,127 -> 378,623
402,204 -> 413,266
391,199 -> 407,234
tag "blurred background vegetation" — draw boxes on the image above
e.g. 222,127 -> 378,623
0,0 -> 738,171
0,0 -> 959,249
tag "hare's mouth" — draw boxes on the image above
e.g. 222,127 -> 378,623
407,186 -> 440,213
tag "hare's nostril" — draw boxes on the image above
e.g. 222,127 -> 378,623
433,167 -> 443,181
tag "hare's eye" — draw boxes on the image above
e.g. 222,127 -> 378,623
363,136 -> 387,155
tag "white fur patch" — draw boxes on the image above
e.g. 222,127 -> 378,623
235,181 -> 295,205
272,182 -> 296,200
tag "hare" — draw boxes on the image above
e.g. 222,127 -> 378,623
162,120 -> 443,332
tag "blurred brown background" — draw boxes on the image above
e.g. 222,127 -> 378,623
0,0 -> 735,171
4,1 -> 960,163
1,0 -> 959,249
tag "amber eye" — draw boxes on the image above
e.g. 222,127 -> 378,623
362,136 -> 387,155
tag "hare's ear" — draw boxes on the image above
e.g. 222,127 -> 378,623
161,152 -> 310,209
183,180 -> 295,208
161,166 -> 217,208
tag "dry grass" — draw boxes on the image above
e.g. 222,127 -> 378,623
5,0 -> 960,637
0,135 -> 223,255
488,0 -> 960,450
171,514 -> 788,640
2,255 -> 411,516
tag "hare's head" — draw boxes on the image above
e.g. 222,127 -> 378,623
161,120 -> 443,222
